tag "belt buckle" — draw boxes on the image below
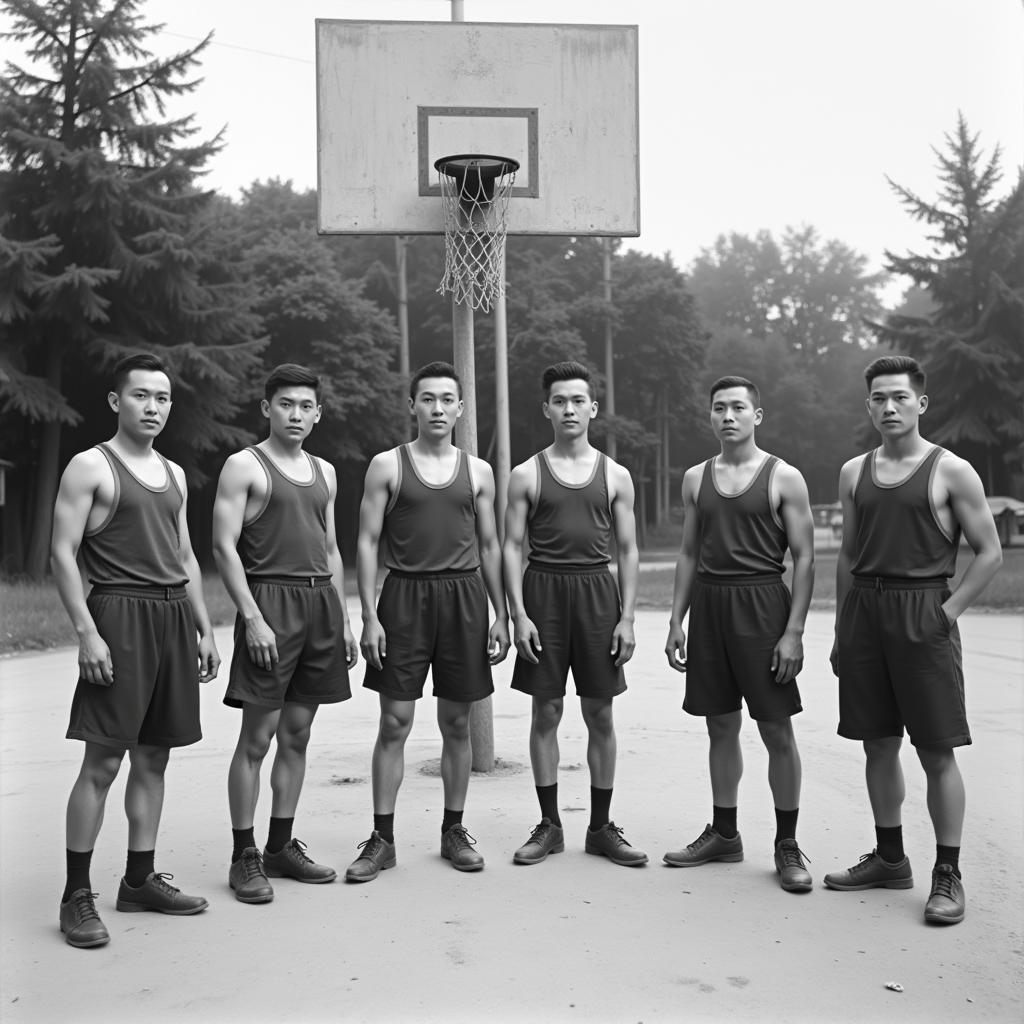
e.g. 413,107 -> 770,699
309,575 -> 316,588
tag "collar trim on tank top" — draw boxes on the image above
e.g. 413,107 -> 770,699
254,447 -> 317,487
869,444 -> 939,490
709,453 -> 771,499
404,443 -> 462,490
100,443 -> 170,494
540,449 -> 602,490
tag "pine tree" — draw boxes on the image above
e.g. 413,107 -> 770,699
0,0 -> 264,576
871,114 -> 1024,492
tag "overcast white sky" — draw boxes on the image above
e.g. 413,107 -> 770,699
5,0 -> 1024,297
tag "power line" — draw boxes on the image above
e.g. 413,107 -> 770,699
161,31 -> 312,65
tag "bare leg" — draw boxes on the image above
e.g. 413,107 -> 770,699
228,705 -> 281,829
437,698 -> 473,811
270,702 -> 318,819
916,746 -> 965,846
864,736 -> 904,828
757,717 -> 802,810
707,711 -> 743,807
581,697 -> 616,790
529,697 -> 563,787
124,744 -> 170,851
66,743 -> 126,850
371,696 -> 415,814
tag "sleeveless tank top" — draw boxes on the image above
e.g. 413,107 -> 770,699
696,454 -> 787,577
851,445 -> 959,578
382,444 -> 478,572
527,450 -> 612,566
81,443 -> 187,587
239,447 -> 331,577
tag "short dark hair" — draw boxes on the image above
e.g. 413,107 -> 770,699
541,361 -> 593,397
111,353 -> 168,395
864,355 -> 926,395
709,375 -> 760,407
410,361 -> 461,400
265,363 -> 321,402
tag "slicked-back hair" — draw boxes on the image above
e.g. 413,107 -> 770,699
410,361 -> 461,400
541,361 -> 594,397
112,353 -> 169,395
709,375 -> 760,408
265,363 -> 322,402
864,355 -> 926,395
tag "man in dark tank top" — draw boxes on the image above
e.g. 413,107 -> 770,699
504,361 -> 647,868
825,356 -> 1002,926
344,362 -> 510,882
50,354 -> 220,948
663,376 -> 816,893
213,364 -> 358,903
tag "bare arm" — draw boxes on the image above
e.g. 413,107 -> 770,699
212,452 -> 279,671
502,461 -> 541,663
608,460 -> 639,667
322,459 -> 358,669
471,456 -> 510,665
173,463 -> 220,682
50,452 -> 112,685
356,452 -> 394,670
942,457 -> 1003,622
831,458 -> 861,675
664,466 -> 701,673
773,464 -> 815,684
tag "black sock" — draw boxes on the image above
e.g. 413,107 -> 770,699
374,813 -> 395,844
536,784 -> 561,827
935,844 -> 961,878
442,808 -> 463,834
124,849 -> 155,888
875,825 -> 905,863
774,807 -> 799,846
266,816 -> 294,855
64,849 -> 93,902
712,805 -> 738,839
232,827 -> 256,862
589,786 -> 612,832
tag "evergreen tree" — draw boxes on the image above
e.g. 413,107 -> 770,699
872,114 -> 1024,492
0,0 -> 264,576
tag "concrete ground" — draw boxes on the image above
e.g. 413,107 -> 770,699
1,607 -> 1021,1024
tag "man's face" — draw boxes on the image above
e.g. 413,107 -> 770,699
866,373 -> 926,438
409,376 -> 462,437
262,385 -> 321,443
543,379 -> 596,437
709,386 -> 761,443
109,370 -> 173,438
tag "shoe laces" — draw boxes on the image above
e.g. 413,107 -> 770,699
70,890 -> 101,921
777,840 -> 810,868
149,872 -> 181,896
931,866 -> 957,899
603,822 -> 631,847
356,833 -> 388,860
849,851 -> 882,876
241,850 -> 268,881
528,821 -> 554,844
445,824 -> 477,850
688,826 -> 717,851
287,838 -> 314,865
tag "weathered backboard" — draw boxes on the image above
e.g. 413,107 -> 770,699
315,20 -> 639,236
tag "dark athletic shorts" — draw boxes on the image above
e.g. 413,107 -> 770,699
683,574 -> 802,722
363,568 -> 494,703
66,585 -> 201,749
836,577 -> 969,748
511,562 -> 627,700
224,576 -> 352,710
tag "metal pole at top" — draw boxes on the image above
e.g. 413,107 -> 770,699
450,1 -> 465,22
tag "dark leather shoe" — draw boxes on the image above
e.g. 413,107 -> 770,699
345,832 -> 397,883
115,873 -> 208,915
774,838 -> 813,893
585,821 -> 648,866
513,818 -> 565,865
664,824 -> 743,867
823,850 -> 913,891
263,838 -> 337,884
441,824 -> 485,872
60,889 -> 110,948
924,865 -> 965,925
229,847 -> 274,904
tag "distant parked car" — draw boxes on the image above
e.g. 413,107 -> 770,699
986,496 -> 1024,546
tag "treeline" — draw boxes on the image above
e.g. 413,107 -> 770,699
2,1 -> 1021,575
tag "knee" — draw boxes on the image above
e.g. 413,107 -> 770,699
917,746 -> 956,777
706,713 -> 741,743
83,751 -> 124,791
277,724 -> 313,758
379,710 -> 413,746
582,704 -> 614,740
759,720 -> 797,757
532,700 -> 562,735
130,745 -> 170,777
864,737 -> 902,764
440,711 -> 470,743
238,730 -> 274,764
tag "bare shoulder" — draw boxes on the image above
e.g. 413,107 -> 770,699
468,453 -> 495,480
59,447 -> 109,493
365,447 -> 400,489
773,459 -> 810,494
936,449 -> 984,494
838,453 -> 865,488
605,455 -> 635,487
313,454 -> 337,485
680,461 -> 705,501
164,457 -> 187,492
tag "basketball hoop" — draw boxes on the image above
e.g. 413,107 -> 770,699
435,154 -> 519,313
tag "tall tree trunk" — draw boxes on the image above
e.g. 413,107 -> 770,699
24,341 -> 62,578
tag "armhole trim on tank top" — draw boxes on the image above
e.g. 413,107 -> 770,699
384,447 -> 404,517
526,454 -> 541,523
766,457 -> 784,530
243,447 -> 273,526
604,453 -> 612,514
465,453 -> 478,516
158,453 -> 184,544
85,444 -> 121,537
926,447 -> 957,544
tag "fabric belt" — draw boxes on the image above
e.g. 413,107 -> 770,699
696,572 -> 783,587
852,576 -> 947,591
247,574 -> 333,588
526,561 -> 610,576
90,583 -> 187,600
386,567 -> 479,581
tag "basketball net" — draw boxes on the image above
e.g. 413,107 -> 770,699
436,157 -> 518,314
